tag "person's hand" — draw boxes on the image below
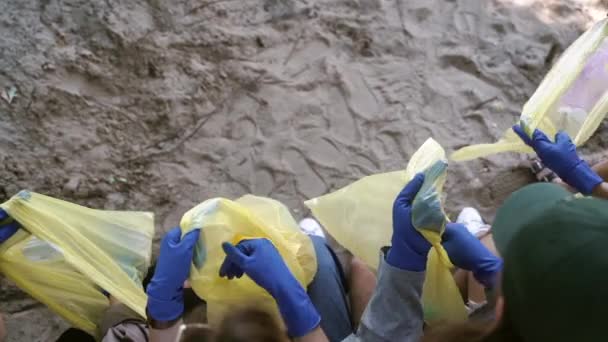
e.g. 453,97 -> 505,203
513,125 -> 602,195
146,227 -> 200,322
387,173 -> 432,271
220,238 -> 320,337
442,223 -> 502,288
0,209 -> 20,244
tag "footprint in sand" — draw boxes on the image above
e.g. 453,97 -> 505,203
283,148 -> 327,199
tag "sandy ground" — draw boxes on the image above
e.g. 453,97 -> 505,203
1,0 -> 607,340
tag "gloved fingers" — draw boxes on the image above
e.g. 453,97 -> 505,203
512,124 -> 532,146
219,257 -> 231,278
234,239 -> 256,255
0,222 -> 19,242
441,223 -> 470,241
226,264 -> 244,279
395,173 -> 425,207
219,259 -> 240,279
163,227 -> 183,245
531,128 -> 552,145
236,238 -> 277,257
180,229 -> 201,249
220,260 -> 245,279
555,130 -> 573,145
0,221 -> 19,231
445,222 -> 467,230
0,209 -> 8,222
222,242 -> 250,268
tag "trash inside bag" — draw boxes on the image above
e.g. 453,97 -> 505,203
412,160 -> 449,234
180,195 -> 317,326
306,138 -> 467,323
0,232 -> 109,335
0,191 -> 154,336
452,18 -> 608,161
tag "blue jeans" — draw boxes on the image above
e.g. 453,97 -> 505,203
307,236 -> 353,341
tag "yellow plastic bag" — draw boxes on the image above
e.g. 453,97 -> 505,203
0,231 -> 109,335
0,191 -> 154,336
411,160 -> 467,323
306,138 -> 466,323
180,195 -> 317,326
452,18 -> 608,161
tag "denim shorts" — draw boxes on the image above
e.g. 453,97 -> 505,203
306,235 -> 353,341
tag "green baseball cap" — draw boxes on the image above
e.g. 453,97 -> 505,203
492,183 -> 608,341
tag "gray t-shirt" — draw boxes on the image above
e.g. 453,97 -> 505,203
343,252 -> 425,342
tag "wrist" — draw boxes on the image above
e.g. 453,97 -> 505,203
472,257 -> 503,289
146,294 -> 184,322
592,182 -> 608,199
146,279 -> 185,321
386,242 -> 428,271
146,306 -> 182,329
274,285 -> 321,337
564,161 -> 603,195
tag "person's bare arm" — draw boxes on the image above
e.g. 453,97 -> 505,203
348,257 -> 377,328
555,158 -> 608,199
592,182 -> 608,199
149,323 -> 182,342
295,326 -> 329,342
592,160 -> 608,182
589,160 -> 608,199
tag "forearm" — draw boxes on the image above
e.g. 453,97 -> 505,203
274,284 -> 323,339
592,182 -> 608,199
592,160 -> 608,181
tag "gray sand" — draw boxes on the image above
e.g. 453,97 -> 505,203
0,0 -> 607,340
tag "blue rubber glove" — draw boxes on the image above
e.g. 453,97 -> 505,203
0,209 -> 20,244
220,238 -> 320,338
387,173 -> 432,271
146,227 -> 200,321
442,223 -> 502,288
513,125 -> 602,195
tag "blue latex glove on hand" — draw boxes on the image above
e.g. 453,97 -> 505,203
513,125 -> 602,195
442,223 -> 502,288
147,227 -> 200,321
0,209 -> 20,244
387,173 -> 432,271
220,238 -> 320,337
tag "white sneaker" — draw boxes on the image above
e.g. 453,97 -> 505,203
456,207 -> 491,237
298,218 -> 326,239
